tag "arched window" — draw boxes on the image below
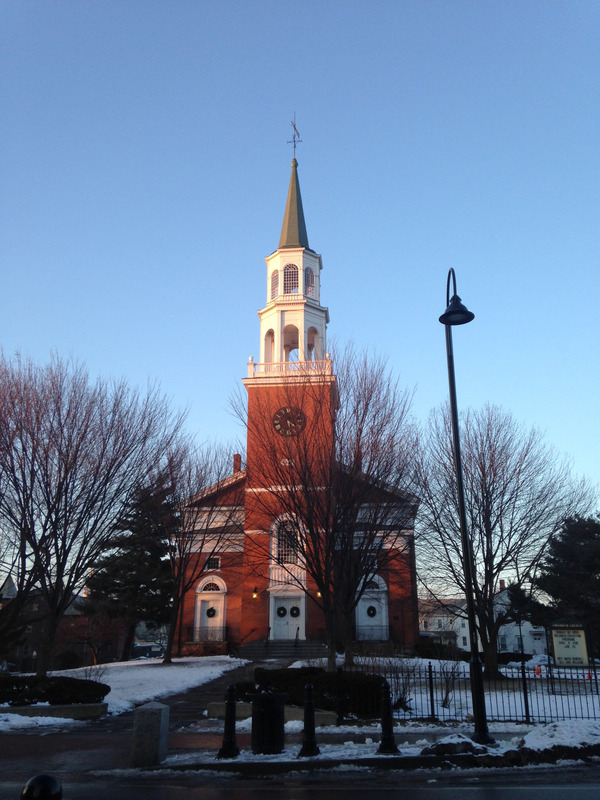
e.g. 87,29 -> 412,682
270,270 -> 279,300
283,264 -> 299,294
307,327 -> 320,360
264,329 -> 275,363
277,521 -> 299,565
283,324 -> 299,363
304,267 -> 315,298
202,582 -> 221,592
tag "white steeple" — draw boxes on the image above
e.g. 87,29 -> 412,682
253,159 -> 329,369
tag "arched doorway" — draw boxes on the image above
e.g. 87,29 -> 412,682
355,577 -> 389,641
194,576 -> 227,642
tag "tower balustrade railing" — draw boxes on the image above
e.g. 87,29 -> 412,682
247,359 -> 333,378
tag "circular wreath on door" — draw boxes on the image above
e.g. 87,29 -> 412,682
206,607 -> 216,618
290,606 -> 300,618
367,605 -> 377,618
276,606 -> 287,618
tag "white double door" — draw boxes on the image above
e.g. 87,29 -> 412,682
356,589 -> 389,641
270,595 -> 305,640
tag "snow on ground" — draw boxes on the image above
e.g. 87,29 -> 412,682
0,655 -> 247,731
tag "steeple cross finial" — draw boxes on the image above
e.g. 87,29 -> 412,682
288,114 -> 302,159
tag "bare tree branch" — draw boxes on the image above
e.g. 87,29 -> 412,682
416,402 -> 595,674
0,353 -> 185,676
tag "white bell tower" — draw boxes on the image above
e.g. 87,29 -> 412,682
252,159 -> 330,370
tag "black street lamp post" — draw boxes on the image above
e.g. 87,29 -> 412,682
439,268 -> 493,745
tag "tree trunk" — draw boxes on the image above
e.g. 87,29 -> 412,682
482,640 -> 503,680
342,612 -> 355,668
36,612 -> 60,678
120,623 -> 136,661
321,605 -> 337,671
163,597 -> 181,664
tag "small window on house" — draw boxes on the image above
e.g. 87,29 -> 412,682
283,264 -> 299,294
205,556 -> 220,571
277,522 -> 299,564
304,267 -> 315,298
498,635 -> 507,652
462,636 -> 467,647
461,620 -> 466,628
202,582 -> 221,592
423,620 -> 428,630
437,619 -> 443,629
271,270 -> 279,300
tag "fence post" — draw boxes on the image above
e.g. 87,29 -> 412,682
428,662 -> 435,721
520,660 -> 531,724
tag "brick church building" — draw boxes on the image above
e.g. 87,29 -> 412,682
176,158 -> 419,656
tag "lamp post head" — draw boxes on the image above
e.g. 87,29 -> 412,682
439,294 -> 475,326
440,268 -> 475,325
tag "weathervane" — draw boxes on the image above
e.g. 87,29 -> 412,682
288,114 -> 302,158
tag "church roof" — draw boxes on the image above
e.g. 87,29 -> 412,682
279,158 -> 310,250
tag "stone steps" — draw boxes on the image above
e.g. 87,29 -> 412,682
235,640 -> 328,661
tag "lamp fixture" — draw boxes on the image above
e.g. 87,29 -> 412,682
439,268 -> 475,326
252,587 -> 258,599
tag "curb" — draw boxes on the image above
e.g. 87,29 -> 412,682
157,742 -> 600,776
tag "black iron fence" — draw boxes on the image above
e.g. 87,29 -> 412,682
346,659 -> 600,723
186,625 -> 228,643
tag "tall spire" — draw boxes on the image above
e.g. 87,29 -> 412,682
279,158 -> 309,250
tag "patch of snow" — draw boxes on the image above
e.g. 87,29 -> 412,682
0,713 -> 83,731
61,655 -> 248,715
0,656 -> 247,729
519,720 -> 600,751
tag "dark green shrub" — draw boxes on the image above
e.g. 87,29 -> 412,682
239,667 -> 386,719
497,652 -> 532,665
0,675 -> 110,706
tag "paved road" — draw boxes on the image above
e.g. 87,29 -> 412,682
3,762 -> 600,800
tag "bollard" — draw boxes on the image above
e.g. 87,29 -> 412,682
217,684 -> 240,759
376,681 -> 399,755
298,683 -> 320,758
21,774 -> 62,799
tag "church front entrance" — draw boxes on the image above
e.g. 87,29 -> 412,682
355,578 -> 389,641
270,595 -> 305,640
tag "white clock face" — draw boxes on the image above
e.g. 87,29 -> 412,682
272,406 -> 306,437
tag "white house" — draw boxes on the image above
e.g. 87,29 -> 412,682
419,584 -> 547,657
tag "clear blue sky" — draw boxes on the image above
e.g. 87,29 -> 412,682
2,1 -> 599,495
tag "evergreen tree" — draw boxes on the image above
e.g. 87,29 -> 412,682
534,515 -> 600,654
83,485 -> 174,661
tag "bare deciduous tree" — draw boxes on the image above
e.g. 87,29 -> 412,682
416,403 -> 595,675
234,348 -> 419,670
0,354 -> 184,676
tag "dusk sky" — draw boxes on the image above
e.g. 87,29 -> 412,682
2,2 -> 599,494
